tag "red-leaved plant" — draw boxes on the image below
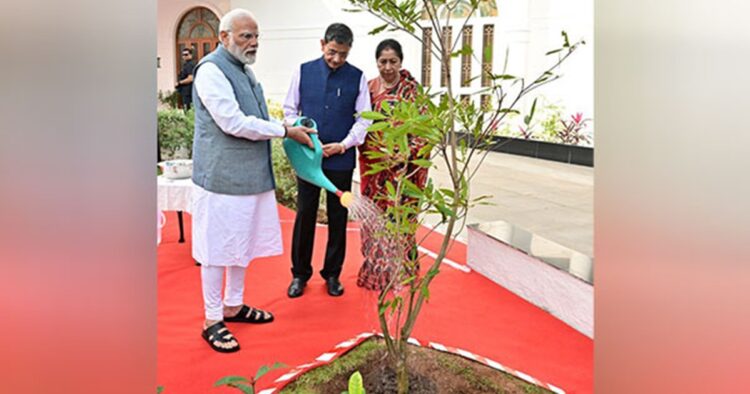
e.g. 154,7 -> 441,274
557,112 -> 591,145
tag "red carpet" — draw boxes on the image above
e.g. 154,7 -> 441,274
158,206 -> 592,393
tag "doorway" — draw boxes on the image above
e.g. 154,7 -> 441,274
175,7 -> 220,73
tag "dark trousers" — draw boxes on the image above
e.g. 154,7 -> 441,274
291,169 -> 353,281
181,93 -> 192,110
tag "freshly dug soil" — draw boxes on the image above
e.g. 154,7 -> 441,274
280,338 -> 552,394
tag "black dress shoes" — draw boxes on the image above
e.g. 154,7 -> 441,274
287,278 -> 306,298
326,277 -> 344,297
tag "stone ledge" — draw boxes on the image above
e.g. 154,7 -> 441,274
467,222 -> 593,338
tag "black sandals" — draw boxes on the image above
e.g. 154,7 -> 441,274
223,305 -> 275,324
201,321 -> 240,353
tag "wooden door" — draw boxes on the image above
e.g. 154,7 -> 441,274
175,7 -> 220,70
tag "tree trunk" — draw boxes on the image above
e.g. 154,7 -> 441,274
396,355 -> 408,394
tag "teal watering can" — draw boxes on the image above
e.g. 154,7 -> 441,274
283,117 -> 354,207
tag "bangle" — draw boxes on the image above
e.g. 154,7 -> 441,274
339,142 -> 346,154
283,124 -> 288,138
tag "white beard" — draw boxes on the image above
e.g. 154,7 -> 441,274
227,42 -> 256,65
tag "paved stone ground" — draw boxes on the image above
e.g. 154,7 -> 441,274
355,152 -> 594,257
354,150 -> 593,257
426,150 -> 593,257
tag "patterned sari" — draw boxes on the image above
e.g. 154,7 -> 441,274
356,69 -> 429,291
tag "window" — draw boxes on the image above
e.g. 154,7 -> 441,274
481,94 -> 492,111
441,27 -> 452,87
481,24 -> 494,87
421,27 -> 433,86
461,26 -> 473,87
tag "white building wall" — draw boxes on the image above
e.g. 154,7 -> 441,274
229,0 -> 418,102
158,0 -> 593,135
526,0 -> 594,119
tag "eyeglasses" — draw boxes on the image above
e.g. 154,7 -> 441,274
238,32 -> 260,40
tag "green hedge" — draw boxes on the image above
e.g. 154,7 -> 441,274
158,108 -> 194,159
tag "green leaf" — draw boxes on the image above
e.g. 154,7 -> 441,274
215,376 -> 250,387
502,46 -> 510,73
411,159 -> 432,168
483,45 -> 493,62
471,194 -> 493,202
402,179 -> 422,198
385,181 -> 396,197
392,297 -> 403,310
435,203 -> 454,219
417,145 -> 433,158
229,383 -> 254,394
363,150 -> 388,159
367,121 -> 390,132
363,168 -> 384,177
561,30 -> 570,47
439,188 -> 455,199
524,98 -> 538,126
254,362 -> 286,381
361,111 -> 387,121
420,285 -> 431,300
379,300 -> 391,315
498,108 -> 520,115
545,48 -> 562,56
254,366 -> 270,382
348,371 -> 366,394
463,74 -> 482,85
369,23 -> 389,35
492,74 -> 516,80
157,386 -> 164,394
381,99 -> 391,113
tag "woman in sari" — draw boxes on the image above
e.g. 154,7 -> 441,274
357,39 -> 430,291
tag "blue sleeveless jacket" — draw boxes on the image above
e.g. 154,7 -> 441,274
298,57 -> 362,170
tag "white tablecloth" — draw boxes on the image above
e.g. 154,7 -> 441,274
157,176 -> 192,245
158,176 -> 192,214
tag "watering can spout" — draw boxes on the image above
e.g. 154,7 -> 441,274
283,117 -> 354,208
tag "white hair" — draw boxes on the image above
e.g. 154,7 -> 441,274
219,9 -> 256,33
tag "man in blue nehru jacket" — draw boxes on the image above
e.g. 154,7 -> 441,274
283,23 -> 372,298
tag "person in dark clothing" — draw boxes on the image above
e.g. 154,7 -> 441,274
282,23 -> 372,298
175,48 -> 196,110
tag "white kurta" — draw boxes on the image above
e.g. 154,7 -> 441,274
191,62 -> 285,267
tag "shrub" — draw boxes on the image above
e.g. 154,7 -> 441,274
158,89 -> 180,109
157,108 -> 194,159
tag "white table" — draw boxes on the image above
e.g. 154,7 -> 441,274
157,176 -> 192,243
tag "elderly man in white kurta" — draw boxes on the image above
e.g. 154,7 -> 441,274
191,9 -> 315,353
